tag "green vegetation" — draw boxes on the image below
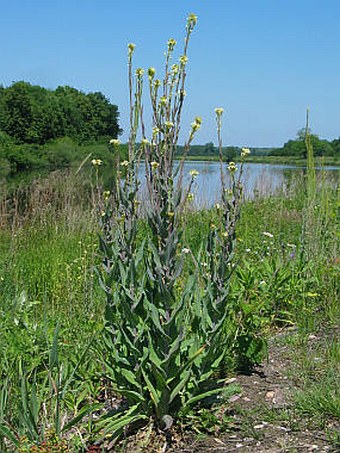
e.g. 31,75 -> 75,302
0,82 -> 123,171
0,156 -> 339,451
175,130 -> 340,164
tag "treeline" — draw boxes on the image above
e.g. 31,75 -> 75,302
0,81 -> 123,171
176,143 -> 275,160
177,131 -> 340,161
269,129 -> 340,158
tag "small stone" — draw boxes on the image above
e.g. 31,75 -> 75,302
254,424 -> 264,429
225,377 -> 237,384
229,394 -> 241,403
265,391 -> 275,400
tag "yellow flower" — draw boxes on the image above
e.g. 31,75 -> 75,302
91,159 -> 102,166
187,193 -> 194,202
189,169 -> 199,178
171,64 -> 179,74
128,43 -> 136,53
179,55 -> 188,65
167,38 -> 177,51
135,68 -> 144,77
141,138 -> 150,146
227,161 -> 237,173
165,121 -> 174,129
191,122 -> 201,132
187,13 -> 198,27
103,190 -> 110,201
150,161 -> 159,170
167,211 -> 174,218
214,107 -> 224,116
109,139 -> 120,146
159,96 -> 167,106
154,79 -> 161,88
241,147 -> 250,158
120,160 -> 129,167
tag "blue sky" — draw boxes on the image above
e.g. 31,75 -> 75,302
1,0 -> 340,147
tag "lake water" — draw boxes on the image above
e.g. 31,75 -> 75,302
1,161 -> 339,208
138,161 -> 340,208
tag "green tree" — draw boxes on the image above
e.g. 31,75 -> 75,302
0,82 -> 122,145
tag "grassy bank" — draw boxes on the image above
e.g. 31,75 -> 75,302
0,168 -> 339,451
0,137 -> 128,175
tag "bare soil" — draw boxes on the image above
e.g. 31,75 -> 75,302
170,328 -> 339,453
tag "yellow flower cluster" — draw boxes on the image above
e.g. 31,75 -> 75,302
91,159 -> 102,166
227,162 -> 237,173
136,68 -> 144,77
103,190 -> 110,201
109,139 -> 120,146
179,55 -> 188,66
241,147 -> 251,158
191,116 -> 202,133
214,107 -> 224,117
189,169 -> 199,178
168,39 -> 177,51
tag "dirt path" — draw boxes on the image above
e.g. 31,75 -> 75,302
171,330 -> 339,453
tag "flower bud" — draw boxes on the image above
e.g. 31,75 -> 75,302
109,139 -> 120,147
128,43 -> 136,54
167,38 -> 177,51
148,67 -> 156,78
135,67 -> 144,77
214,107 -> 224,116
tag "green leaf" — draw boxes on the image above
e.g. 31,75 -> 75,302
49,323 -> 60,370
148,239 -> 162,271
62,403 -> 103,432
169,369 -> 191,404
184,387 -> 224,407
121,368 -> 141,389
141,369 -> 160,406
0,423 -> 19,447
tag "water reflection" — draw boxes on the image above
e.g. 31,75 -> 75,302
1,162 -> 339,209
138,161 -> 339,208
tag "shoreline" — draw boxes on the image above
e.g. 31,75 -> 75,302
176,155 -> 340,166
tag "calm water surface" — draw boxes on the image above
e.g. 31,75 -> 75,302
138,161 -> 339,207
1,162 -> 339,208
